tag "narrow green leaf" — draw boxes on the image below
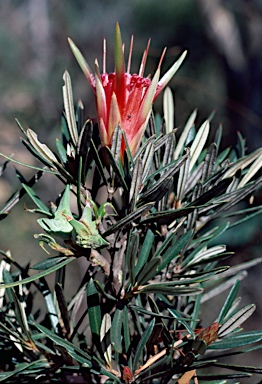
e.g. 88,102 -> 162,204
153,231 -> 176,259
218,304 -> 256,337
161,133 -> 175,169
126,232 -> 139,286
174,109 -> 197,160
217,280 -> 240,324
222,148 -> 262,179
26,128 -> 58,165
134,356 -> 172,381
135,229 -> 154,277
191,251 -> 232,268
141,140 -> 155,182
0,361 -> 43,382
236,130 -> 246,157
142,206 -> 197,225
213,177 -> 262,219
189,120 -> 210,171
21,183 -> 51,215
61,114 -> 71,143
139,285 -> 203,296
225,204 -> 262,218
122,129 -> 134,167
55,138 -> 68,164
55,283 -> 70,335
87,278 -> 101,337
20,139 -> 55,171
9,286 -> 35,346
215,148 -> 231,169
202,143 -> 217,186
93,280 -> 117,302
129,158 -> 143,204
105,146 -> 128,191
183,161 -> 204,195
123,306 -> 131,358
2,267 -> 13,303
157,229 -> 193,272
226,258 -> 262,278
196,373 -> 251,380
167,308 -> 195,338
201,271 -> 247,303
0,152 -> 58,174
158,49 -> 187,92
213,362 -> 262,374
0,257 -> 75,288
68,38 -> 94,82
190,292 -> 201,330
185,124 -> 196,146
0,261 -> 10,307
91,367 -> 121,382
186,245 -> 226,268
145,267 -> 228,288
190,178 -> 233,207
140,154 -> 188,203
209,331 -> 262,350
103,203 -> 154,237
129,304 -> 184,320
0,321 -> 25,344
154,133 -> 171,152
63,70 -> 78,146
204,221 -> 229,242
133,134 -> 154,161
91,140 -> 108,186
176,151 -> 190,201
77,119 -> 93,178
136,256 -> 161,286
163,87 -> 174,134
110,309 -> 123,353
38,277 -> 59,330
76,99 -> 84,132
144,153 -> 188,185
139,177 -> 173,204
31,256 -> 67,270
238,150 -> 262,188
32,322 -> 92,364
100,313 -> 111,342
111,124 -> 123,162
133,318 -> 155,371
66,351 -> 91,366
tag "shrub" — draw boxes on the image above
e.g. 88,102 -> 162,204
0,24 -> 262,384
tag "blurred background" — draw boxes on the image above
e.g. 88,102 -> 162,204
0,0 -> 262,378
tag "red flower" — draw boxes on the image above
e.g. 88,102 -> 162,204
69,23 -> 186,157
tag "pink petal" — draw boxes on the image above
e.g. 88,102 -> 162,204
129,118 -> 149,156
95,64 -> 108,129
108,92 -> 121,142
98,118 -> 108,147
127,35 -> 134,74
139,39 -> 151,77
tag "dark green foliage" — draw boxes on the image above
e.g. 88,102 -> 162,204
0,69 -> 262,384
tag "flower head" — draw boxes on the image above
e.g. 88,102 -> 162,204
69,23 -> 186,157
196,322 -> 219,346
